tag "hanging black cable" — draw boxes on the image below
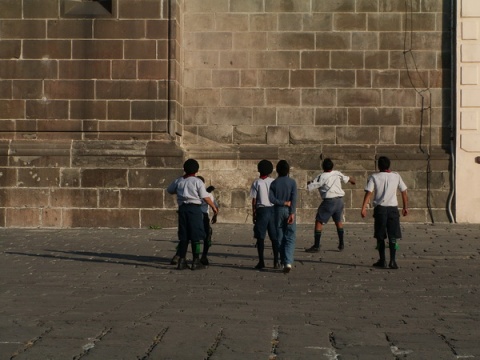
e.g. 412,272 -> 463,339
402,0 -> 435,223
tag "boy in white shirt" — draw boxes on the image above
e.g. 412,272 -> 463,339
249,160 -> 279,269
306,158 -> 355,252
361,156 -> 408,269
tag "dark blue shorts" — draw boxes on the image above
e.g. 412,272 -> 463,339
373,206 -> 402,240
178,204 -> 205,243
254,206 -> 276,240
316,197 -> 344,224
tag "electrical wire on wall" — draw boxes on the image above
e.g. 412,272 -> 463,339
402,0 -> 435,223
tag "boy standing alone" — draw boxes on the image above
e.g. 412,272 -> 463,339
306,158 -> 356,252
269,160 -> 297,274
361,156 -> 408,269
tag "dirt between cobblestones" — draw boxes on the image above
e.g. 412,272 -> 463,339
1,223 -> 480,359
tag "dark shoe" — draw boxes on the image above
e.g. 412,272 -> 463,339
389,260 -> 399,269
170,255 -> 180,265
191,258 -> 206,271
254,261 -> 265,270
176,258 -> 188,270
338,241 -> 344,251
372,259 -> 387,268
283,264 -> 292,274
273,262 -> 281,270
200,257 -> 209,266
305,246 -> 320,253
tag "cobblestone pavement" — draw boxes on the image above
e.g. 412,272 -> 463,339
1,223 -> 480,360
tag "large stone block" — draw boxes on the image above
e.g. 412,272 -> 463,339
253,107 -> 276,126
26,100 -> 69,120
0,0 -> 21,18
337,89 -> 381,106
241,69 -> 258,87
352,33 -> 379,51
303,13 -> 333,31
334,13 -> 367,31
221,89 -> 264,106
197,124 -> 233,144
24,40 -> 71,59
184,0 -> 228,13
59,60 -> 111,79
0,100 -> 25,119
121,189 -> 164,208
278,108 -> 314,125
94,20 -> 145,39
315,107 -> 348,125
316,32 -> 351,50
233,126 -> 266,144
129,169 -> 181,189
186,32 -> 232,51
50,188 -> 98,208
96,80 -> 158,100
362,108 -> 402,126
331,51 -> 364,69
258,70 -> 289,88
6,208 -> 41,228
72,40 -> 123,59
382,89 -> 417,107
312,0 -> 355,12
124,40 -> 156,59
368,14 -> 402,31
267,126 -> 289,145
47,19 -> 93,39
118,0 -> 161,19
265,0 -> 311,12
82,169 -> 128,188
315,70 -> 355,88
2,188 -> 49,207
44,80 -> 95,100
266,89 -> 300,106
289,126 -> 336,145
250,14 -> 277,31
212,70 -> 240,87
140,209 -> 178,228
301,51 -> 330,69
268,33 -> 315,50
336,126 -> 380,144
17,168 -> 60,187
216,13 -> 249,31
0,20 -> 45,39
249,51 -> 300,69
278,14 -> 303,31
0,60 -> 57,79
365,51 -> 389,69
291,70 -> 314,88
0,40 -> 21,59
302,89 -> 336,107
64,208 -> 140,228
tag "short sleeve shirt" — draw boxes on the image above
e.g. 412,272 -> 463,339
365,171 -> 407,207
167,176 -> 209,206
250,177 -> 274,207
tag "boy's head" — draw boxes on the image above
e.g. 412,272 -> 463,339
322,158 -> 334,172
257,159 -> 273,176
378,156 -> 390,172
183,159 -> 199,174
276,160 -> 290,177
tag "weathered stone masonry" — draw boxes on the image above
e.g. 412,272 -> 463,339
0,0 -> 453,228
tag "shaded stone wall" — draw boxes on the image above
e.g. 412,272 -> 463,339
0,0 -> 183,228
0,0 -> 454,228
178,0 -> 453,224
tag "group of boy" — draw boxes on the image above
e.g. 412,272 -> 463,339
167,155 -> 408,272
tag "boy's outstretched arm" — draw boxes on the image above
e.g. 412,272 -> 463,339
361,191 -> 372,218
401,190 -> 409,216
203,196 -> 218,215
348,176 -> 356,185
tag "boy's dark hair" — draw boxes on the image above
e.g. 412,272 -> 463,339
197,175 -> 205,183
322,158 -> 334,171
183,159 -> 199,174
257,159 -> 273,176
276,160 -> 290,177
378,156 -> 390,171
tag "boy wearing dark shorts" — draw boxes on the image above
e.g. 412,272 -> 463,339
361,156 -> 408,269
306,158 -> 355,252
250,160 -> 279,269
167,159 -> 218,270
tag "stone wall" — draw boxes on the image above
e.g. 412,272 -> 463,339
178,0 -> 453,224
0,0 -> 184,228
0,0 -> 454,228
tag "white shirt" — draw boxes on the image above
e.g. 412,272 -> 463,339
365,171 -> 407,207
167,176 -> 209,206
250,177 -> 274,207
307,170 -> 350,199
201,193 -> 219,214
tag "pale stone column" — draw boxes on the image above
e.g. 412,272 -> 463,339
456,0 -> 480,222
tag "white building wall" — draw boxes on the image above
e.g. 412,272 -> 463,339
457,0 -> 480,222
